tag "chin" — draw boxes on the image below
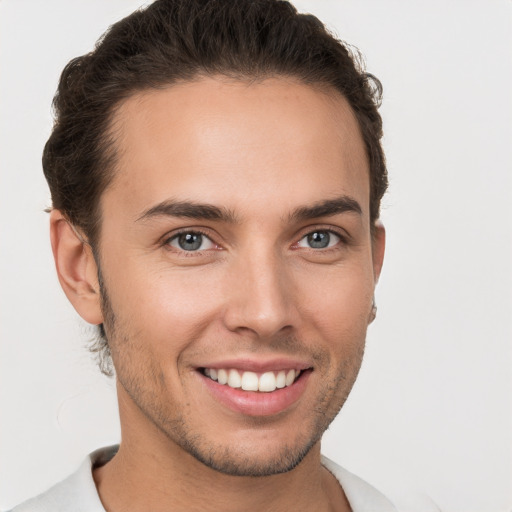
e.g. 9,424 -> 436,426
180,435 -> 320,477
156,404 -> 332,478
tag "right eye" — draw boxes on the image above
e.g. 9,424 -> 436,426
166,231 -> 216,252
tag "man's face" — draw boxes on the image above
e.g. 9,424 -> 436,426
96,77 -> 383,476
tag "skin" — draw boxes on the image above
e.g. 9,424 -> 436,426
51,76 -> 385,512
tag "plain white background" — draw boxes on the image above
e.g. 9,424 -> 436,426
1,1 -> 511,511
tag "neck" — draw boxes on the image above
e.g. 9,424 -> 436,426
94,443 -> 346,512
93,386 -> 350,512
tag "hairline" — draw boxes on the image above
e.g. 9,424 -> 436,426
88,72 -> 376,252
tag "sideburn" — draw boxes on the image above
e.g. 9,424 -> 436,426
89,252 -> 116,377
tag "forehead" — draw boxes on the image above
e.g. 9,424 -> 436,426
104,76 -> 369,222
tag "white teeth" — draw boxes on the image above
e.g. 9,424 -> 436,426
241,371 -> 259,391
276,370 -> 286,389
258,371 -> 277,392
285,369 -> 296,386
204,367 -> 303,392
228,369 -> 242,388
217,369 -> 228,385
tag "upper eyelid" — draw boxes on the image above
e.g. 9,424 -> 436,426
160,224 -> 350,249
295,224 -> 350,242
163,227 -> 216,244
294,230 -> 344,251
299,229 -> 341,240
163,230 -> 220,256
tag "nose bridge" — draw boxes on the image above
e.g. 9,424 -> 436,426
223,241 -> 294,337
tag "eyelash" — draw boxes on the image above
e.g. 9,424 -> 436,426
162,226 -> 348,255
163,228 -> 219,256
293,226 -> 348,253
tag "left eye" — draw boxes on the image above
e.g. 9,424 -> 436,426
297,230 -> 340,249
167,232 -> 216,252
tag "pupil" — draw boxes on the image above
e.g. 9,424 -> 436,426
178,233 -> 202,251
308,231 -> 329,249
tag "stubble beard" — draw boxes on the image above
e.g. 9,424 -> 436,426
97,274 -> 365,477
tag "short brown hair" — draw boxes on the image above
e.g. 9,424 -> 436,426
43,0 -> 387,374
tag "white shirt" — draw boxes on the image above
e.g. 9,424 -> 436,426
10,446 -> 398,512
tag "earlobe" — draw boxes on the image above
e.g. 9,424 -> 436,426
368,222 -> 385,325
49,210 -> 103,325
368,297 -> 377,324
372,220 -> 386,284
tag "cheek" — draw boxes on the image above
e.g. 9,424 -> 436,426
109,264 -> 224,349
296,263 -> 374,333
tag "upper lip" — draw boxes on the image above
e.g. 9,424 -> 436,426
196,357 -> 312,373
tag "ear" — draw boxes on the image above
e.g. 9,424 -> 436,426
50,210 -> 103,325
371,220 -> 386,284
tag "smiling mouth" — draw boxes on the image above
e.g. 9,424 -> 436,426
201,368 -> 304,393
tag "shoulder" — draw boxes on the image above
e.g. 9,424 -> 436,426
8,446 -> 117,512
322,456 -> 441,512
321,455 -> 398,512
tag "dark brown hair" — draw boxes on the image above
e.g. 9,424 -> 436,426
43,0 -> 387,374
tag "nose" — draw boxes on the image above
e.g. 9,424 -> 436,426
222,249 -> 297,339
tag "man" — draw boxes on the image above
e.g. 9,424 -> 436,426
12,0 -> 393,510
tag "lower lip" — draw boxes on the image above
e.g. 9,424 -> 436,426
200,371 -> 311,417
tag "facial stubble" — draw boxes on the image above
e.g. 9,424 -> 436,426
96,269 -> 365,477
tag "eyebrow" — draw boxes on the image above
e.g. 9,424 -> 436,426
136,200 -> 238,223
289,196 -> 362,222
136,195 -> 362,224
